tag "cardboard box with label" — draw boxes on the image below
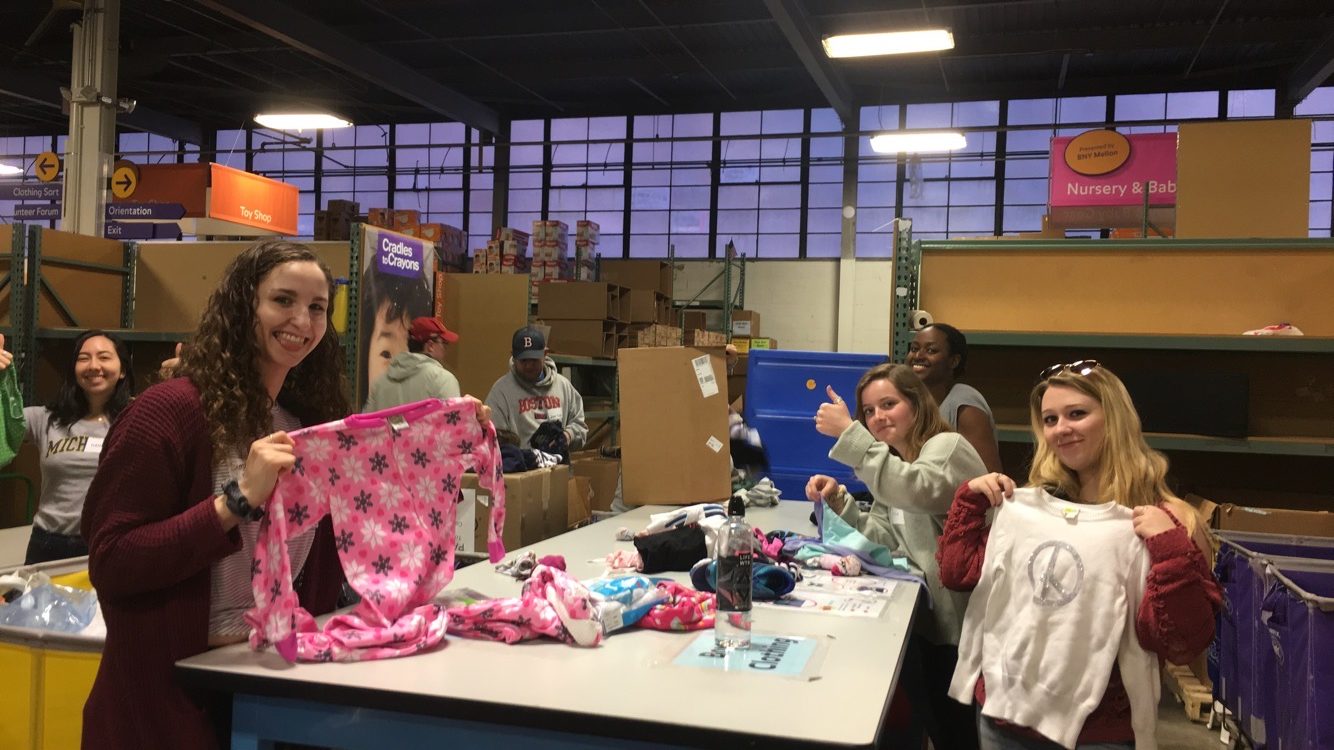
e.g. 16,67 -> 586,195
459,465 -> 570,554
731,310 -> 761,337
619,347 -> 731,505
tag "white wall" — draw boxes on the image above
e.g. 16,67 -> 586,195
672,259 -> 895,355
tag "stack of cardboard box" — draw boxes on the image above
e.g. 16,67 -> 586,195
471,227 -> 532,276
574,220 -> 599,281
536,281 -> 629,358
597,259 -> 679,351
363,208 -> 467,266
729,310 -> 777,351
628,323 -> 683,348
313,199 -> 361,240
528,222 -> 575,300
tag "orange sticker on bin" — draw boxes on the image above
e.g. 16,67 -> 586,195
208,163 -> 299,235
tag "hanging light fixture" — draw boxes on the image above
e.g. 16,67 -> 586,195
254,113 -> 353,131
869,131 -> 967,154
823,30 -> 954,58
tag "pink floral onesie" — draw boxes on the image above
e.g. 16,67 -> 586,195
246,398 -> 505,662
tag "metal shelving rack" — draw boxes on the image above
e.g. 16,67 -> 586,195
550,353 -> 618,444
673,240 -> 747,338
891,227 -> 1334,458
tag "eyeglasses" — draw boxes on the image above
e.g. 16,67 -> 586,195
1039,359 -> 1100,381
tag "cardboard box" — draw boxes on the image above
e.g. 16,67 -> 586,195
546,319 -> 617,358
684,329 -> 726,348
619,347 -> 731,506
1213,504 -> 1334,538
626,289 -> 670,324
600,259 -> 673,298
576,220 -> 600,243
461,465 -> 570,552
537,281 -> 627,321
367,207 -> 392,228
731,310 -> 761,337
568,476 -> 593,528
681,310 -> 708,331
735,337 -> 777,351
440,274 -> 531,398
571,451 -> 621,512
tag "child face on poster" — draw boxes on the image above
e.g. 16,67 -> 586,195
367,299 -> 411,387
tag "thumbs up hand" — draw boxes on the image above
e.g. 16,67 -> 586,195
815,385 -> 853,437
0,334 -> 11,371
158,342 -> 183,381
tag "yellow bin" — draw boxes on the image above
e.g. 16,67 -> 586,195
0,557 -> 102,750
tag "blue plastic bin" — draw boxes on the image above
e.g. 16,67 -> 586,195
1214,532 -> 1334,748
742,350 -> 888,501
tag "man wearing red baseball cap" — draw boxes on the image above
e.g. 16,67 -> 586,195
363,316 -> 461,412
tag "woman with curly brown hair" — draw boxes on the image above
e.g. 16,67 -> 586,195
80,239 -> 353,750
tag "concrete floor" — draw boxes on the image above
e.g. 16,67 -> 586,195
1158,688 -> 1224,750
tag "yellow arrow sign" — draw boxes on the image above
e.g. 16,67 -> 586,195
111,163 -> 139,199
34,151 -> 60,182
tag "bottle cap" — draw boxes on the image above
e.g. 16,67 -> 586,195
727,496 -> 745,517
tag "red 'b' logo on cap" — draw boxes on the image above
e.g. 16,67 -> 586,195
523,336 -> 533,348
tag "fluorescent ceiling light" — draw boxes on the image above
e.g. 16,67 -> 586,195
0,163 -> 22,176
823,30 -> 955,58
253,113 -> 352,131
869,131 -> 967,154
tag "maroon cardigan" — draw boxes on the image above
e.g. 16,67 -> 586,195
936,482 -> 1223,744
81,378 -> 343,750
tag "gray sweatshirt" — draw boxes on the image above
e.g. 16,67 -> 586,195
363,351 -> 461,413
23,406 -> 109,535
485,357 -> 587,450
829,423 -> 986,645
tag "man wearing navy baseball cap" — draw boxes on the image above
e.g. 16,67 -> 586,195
485,325 -> 587,450
364,316 -> 461,412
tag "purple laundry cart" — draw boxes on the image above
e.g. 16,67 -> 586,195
1215,532 -> 1334,748
1260,563 -> 1334,750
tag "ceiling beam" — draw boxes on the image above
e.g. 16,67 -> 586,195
190,0 -> 500,133
0,65 -> 203,143
762,0 -> 855,126
1282,25 -> 1334,112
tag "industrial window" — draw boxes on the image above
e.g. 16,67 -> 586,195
506,119 -> 544,237
899,100 -> 1000,243
549,116 -> 626,257
856,105 -> 900,257
629,113 -> 712,258
394,122 -> 468,238
1296,87 -> 1334,237
719,109 -> 804,259
806,108 -> 844,258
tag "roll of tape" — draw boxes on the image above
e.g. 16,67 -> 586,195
910,310 -> 934,330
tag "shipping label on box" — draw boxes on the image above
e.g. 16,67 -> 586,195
731,310 -> 761,337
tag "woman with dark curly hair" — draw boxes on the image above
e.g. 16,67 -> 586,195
80,239 -> 353,750
0,328 -> 134,563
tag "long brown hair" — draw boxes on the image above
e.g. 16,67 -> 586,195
853,363 -> 951,461
178,240 -> 349,456
1028,365 -> 1175,510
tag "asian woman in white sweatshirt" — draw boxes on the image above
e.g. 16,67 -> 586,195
808,362 -> 986,750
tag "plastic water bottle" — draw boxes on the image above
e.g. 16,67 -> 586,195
714,496 -> 753,649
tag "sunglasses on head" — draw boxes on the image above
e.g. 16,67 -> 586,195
1039,359 -> 1100,381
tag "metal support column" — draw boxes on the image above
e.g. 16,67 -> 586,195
490,120 -> 511,234
835,131 -> 859,352
890,219 -> 918,364
62,0 -> 120,237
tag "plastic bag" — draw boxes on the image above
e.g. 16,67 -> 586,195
0,571 -> 99,633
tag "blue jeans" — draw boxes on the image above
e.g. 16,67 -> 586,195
977,707 -> 1133,750
24,525 -> 87,565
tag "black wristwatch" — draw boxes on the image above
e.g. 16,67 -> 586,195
223,480 -> 265,522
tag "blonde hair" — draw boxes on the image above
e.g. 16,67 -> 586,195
854,363 -> 951,462
1028,364 -> 1180,514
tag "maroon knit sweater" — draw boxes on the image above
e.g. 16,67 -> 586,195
81,378 -> 343,750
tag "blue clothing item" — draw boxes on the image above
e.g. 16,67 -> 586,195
976,707 -> 1131,750
690,559 -> 797,600
586,576 -> 669,632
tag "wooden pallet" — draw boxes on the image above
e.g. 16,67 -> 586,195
1164,664 -> 1214,723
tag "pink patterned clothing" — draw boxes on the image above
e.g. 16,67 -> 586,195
446,564 -> 603,647
246,398 -> 505,662
636,581 -> 715,631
